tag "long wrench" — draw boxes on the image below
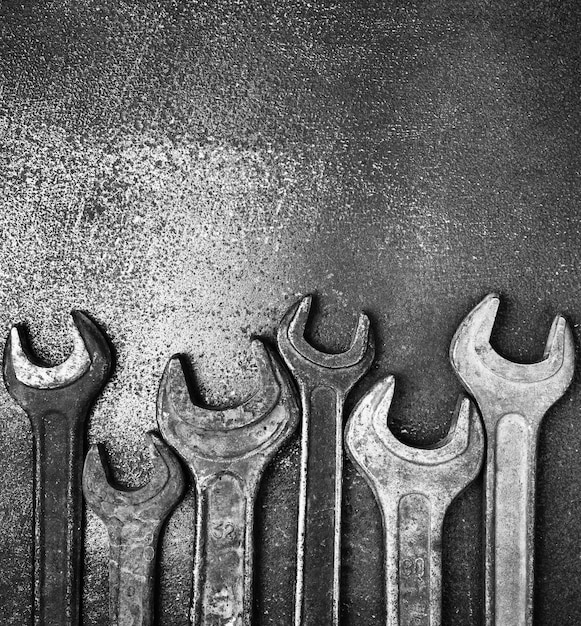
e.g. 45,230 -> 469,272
450,294 -> 574,626
277,295 -> 374,626
83,433 -> 184,626
157,339 -> 299,626
3,311 -> 111,626
345,376 -> 484,626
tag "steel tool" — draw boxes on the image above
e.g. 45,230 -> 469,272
277,295 -> 375,626
3,311 -> 111,626
157,339 -> 299,626
83,433 -> 184,626
450,294 -> 575,626
345,376 -> 484,626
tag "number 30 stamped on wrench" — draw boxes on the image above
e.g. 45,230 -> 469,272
345,376 -> 484,626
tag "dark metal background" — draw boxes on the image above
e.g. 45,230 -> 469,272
1,1 -> 581,624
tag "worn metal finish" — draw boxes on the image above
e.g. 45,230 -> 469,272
277,295 -> 374,626
157,339 -> 299,626
450,294 -> 575,626
83,433 -> 184,626
345,376 -> 484,626
2,311 -> 111,626
3,2 -> 581,624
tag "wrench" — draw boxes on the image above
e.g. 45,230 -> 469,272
345,376 -> 484,626
2,311 -> 111,626
450,293 -> 574,626
277,295 -> 375,626
157,339 -> 299,626
83,433 -> 184,626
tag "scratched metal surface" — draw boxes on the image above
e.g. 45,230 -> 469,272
1,1 -> 581,624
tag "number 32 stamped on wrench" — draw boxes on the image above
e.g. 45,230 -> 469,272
158,339 -> 299,626
345,376 -> 484,626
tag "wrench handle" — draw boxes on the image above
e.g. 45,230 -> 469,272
107,527 -> 159,626
194,472 -> 256,626
31,410 -> 84,626
485,413 -> 538,626
295,385 -> 343,626
384,494 -> 444,626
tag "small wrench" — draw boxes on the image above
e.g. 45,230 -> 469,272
83,433 -> 184,626
277,295 -> 375,626
3,311 -> 111,626
157,339 -> 299,626
345,376 -> 484,626
450,294 -> 574,626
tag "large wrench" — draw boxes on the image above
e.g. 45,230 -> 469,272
345,376 -> 484,626
3,311 -> 111,626
450,294 -> 575,626
277,295 -> 375,626
157,339 -> 299,626
83,433 -> 184,626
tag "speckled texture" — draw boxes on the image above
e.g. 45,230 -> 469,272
1,1 -> 581,624
83,434 -> 184,626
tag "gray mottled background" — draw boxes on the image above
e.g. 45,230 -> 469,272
1,0 -> 581,624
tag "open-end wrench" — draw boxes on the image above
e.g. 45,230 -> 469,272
3,311 -> 111,626
450,294 -> 575,626
277,295 -> 375,626
83,433 -> 184,626
345,376 -> 484,626
157,339 -> 299,626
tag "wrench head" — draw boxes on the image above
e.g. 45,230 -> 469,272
157,339 -> 299,465
277,295 -> 375,389
345,376 -> 484,497
3,310 -> 112,404
450,294 -> 575,408
83,433 -> 184,522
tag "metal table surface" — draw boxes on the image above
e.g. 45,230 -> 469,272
1,1 -> 581,624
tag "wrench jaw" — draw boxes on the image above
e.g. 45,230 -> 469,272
449,293 -> 500,399
83,443 -> 118,513
345,377 -> 484,495
69,310 -> 112,388
450,294 -> 575,417
543,313 -> 576,396
3,310 -> 112,410
83,433 -> 185,518
344,375 -> 396,504
244,339 -> 281,417
158,341 -> 280,429
441,396 -> 485,499
345,375 -> 395,465
277,295 -> 375,375
157,340 -> 299,476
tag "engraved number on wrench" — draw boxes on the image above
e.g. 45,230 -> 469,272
157,339 -> 299,626
345,376 -> 484,626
